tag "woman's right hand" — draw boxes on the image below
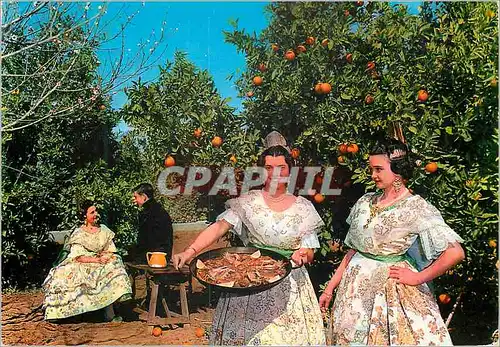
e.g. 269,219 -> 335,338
172,249 -> 196,270
319,292 -> 333,312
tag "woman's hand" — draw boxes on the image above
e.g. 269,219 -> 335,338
98,255 -> 111,264
172,248 -> 196,270
319,292 -> 333,312
388,266 -> 423,286
291,248 -> 313,266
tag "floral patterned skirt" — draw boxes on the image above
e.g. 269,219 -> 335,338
329,253 -> 453,345
43,257 -> 132,320
210,267 -> 326,345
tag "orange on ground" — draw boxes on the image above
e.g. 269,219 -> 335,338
152,327 -> 162,337
194,327 -> 205,338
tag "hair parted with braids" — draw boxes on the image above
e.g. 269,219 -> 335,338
369,122 -> 416,180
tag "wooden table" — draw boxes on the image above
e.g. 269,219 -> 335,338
125,263 -> 192,331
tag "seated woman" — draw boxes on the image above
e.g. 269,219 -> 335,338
43,200 -> 132,322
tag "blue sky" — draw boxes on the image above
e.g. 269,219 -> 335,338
98,2 -> 421,132
99,2 -> 269,113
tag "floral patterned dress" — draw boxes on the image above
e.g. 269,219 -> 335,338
329,192 -> 464,345
43,225 -> 132,320
210,190 -> 326,345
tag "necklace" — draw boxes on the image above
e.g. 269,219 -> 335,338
363,189 -> 410,229
263,191 -> 287,203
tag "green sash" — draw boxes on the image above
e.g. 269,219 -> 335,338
358,250 -> 418,269
248,243 -> 294,258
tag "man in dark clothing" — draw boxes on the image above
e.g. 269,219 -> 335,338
129,183 -> 174,263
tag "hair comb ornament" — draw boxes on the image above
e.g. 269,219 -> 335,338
389,148 -> 407,160
264,131 -> 291,153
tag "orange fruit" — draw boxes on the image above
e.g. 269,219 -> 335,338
271,43 -> 279,52
246,91 -> 254,98
164,155 -> 175,167
367,61 -> 375,70
305,36 -> 315,45
315,175 -> 323,185
230,155 -> 237,163
211,136 -> 223,148
152,327 -> 162,337
253,76 -> 263,86
296,45 -> 307,53
473,192 -> 482,200
338,156 -> 345,164
438,293 -> 451,305
314,83 -> 323,95
193,128 -> 202,138
258,63 -> 267,72
356,0 -> 364,6
320,83 -> 332,94
291,148 -> 300,159
488,240 -> 497,248
418,89 -> 429,102
365,94 -> 374,105
425,162 -> 438,173
194,327 -> 205,338
346,53 -> 353,63
338,143 -> 348,154
313,193 -> 325,204
486,9 -> 495,19
99,105 -> 106,111
321,39 -> 329,47
284,50 -> 296,61
490,78 -> 497,87
347,143 -> 359,154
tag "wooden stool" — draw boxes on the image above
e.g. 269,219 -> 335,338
125,263 -> 192,332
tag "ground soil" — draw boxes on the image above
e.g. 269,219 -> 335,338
2,229 -> 227,346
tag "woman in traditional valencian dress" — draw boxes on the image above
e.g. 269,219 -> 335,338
43,201 -> 132,322
319,138 -> 465,345
173,132 -> 326,345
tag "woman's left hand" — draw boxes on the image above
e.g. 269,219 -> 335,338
388,266 -> 423,286
291,248 -> 312,266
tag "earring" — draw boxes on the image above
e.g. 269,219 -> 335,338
392,176 -> 403,193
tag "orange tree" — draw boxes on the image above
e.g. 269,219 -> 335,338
122,52 -> 260,222
225,2 -> 498,342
